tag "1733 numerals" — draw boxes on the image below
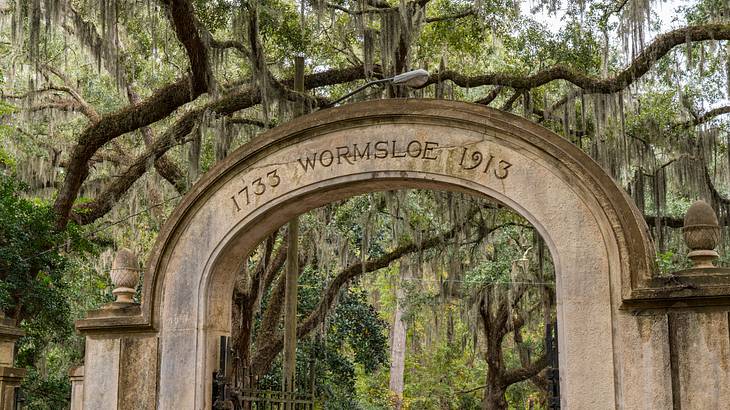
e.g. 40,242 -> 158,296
231,169 -> 281,212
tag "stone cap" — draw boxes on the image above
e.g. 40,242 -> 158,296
684,200 -> 719,227
0,366 -> 27,380
75,303 -> 150,335
682,200 -> 721,268
0,316 -> 24,341
69,365 -> 84,380
111,248 -> 140,272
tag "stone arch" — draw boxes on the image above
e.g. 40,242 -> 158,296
79,99 -> 686,409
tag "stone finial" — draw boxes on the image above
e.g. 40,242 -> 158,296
110,248 -> 140,304
683,200 -> 721,268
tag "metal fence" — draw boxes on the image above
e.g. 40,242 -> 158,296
213,384 -> 315,410
228,389 -> 314,410
213,337 -> 316,410
14,387 -> 25,410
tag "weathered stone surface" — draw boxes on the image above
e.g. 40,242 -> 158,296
119,336 -> 157,410
69,366 -> 84,410
0,316 -> 24,368
83,337 -> 120,409
669,311 -> 730,409
158,328 -> 198,407
0,314 -> 26,410
0,367 -> 26,410
0,345 -> 12,370
616,313 -> 673,409
145,100 -> 651,408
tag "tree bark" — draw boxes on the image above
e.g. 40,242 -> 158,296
126,87 -> 186,193
160,0 -> 214,95
389,260 -> 410,409
480,290 -> 508,410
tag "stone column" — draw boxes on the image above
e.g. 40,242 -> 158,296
69,366 -> 84,410
670,201 -> 730,408
0,312 -> 26,410
76,248 -> 158,410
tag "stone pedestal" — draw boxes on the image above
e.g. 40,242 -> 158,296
0,368 -> 25,410
0,314 -> 25,410
69,366 -> 84,410
76,305 -> 158,410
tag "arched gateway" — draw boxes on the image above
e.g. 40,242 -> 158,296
75,100 -> 730,409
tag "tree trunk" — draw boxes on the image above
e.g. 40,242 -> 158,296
389,296 -> 407,408
479,288 -> 509,410
482,339 -> 509,410
482,381 -> 508,410
282,217 -> 299,403
389,260 -> 410,409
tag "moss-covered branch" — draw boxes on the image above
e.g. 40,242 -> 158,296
159,0 -> 214,95
424,24 -> 730,94
68,64 -> 368,225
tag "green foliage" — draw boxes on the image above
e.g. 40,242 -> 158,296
0,147 -> 15,171
257,283 -> 389,409
20,375 -> 65,408
329,288 -> 389,373
656,250 -> 680,274
259,0 -> 313,56
0,100 -> 14,117
0,173 -> 108,407
193,0 -> 236,32
354,363 -> 393,409
401,323 -> 487,410
1,175 -> 75,315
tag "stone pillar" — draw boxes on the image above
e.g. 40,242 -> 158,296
69,366 -> 84,410
669,201 -> 730,408
80,249 -> 140,409
75,248 -> 159,410
0,312 -> 26,410
78,317 -> 159,410
82,335 -> 120,409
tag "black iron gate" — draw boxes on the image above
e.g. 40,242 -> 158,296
213,336 -> 315,410
546,321 -> 560,409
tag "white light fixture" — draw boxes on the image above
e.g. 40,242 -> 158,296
392,69 -> 430,87
325,69 -> 431,107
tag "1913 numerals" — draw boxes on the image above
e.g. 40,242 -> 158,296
458,147 -> 512,179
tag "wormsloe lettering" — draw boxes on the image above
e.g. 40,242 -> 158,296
296,140 -> 441,171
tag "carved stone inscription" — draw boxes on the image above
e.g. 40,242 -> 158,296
296,140 -> 440,170
458,147 -> 512,179
230,139 -> 512,213
230,169 -> 281,212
